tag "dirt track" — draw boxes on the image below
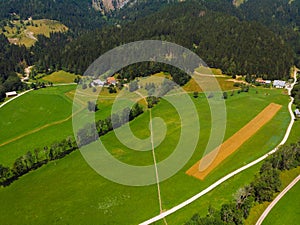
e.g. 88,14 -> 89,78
186,103 -> 282,180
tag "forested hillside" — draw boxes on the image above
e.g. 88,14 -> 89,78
31,2 -> 294,80
239,0 -> 300,67
0,34 -> 31,101
0,0 -> 300,97
0,0 -> 107,32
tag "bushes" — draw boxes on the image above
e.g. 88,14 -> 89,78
77,103 -> 144,147
291,83 -> 300,108
146,96 -> 160,108
0,103 -> 146,187
252,167 -> 281,203
0,137 -> 77,187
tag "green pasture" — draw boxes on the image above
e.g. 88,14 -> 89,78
0,86 -> 293,225
232,167 -> 300,225
262,172 -> 300,225
41,71 -> 79,84
0,19 -> 68,47
0,85 -> 77,165
0,86 -> 75,144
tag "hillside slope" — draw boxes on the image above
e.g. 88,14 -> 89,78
33,2 -> 294,79
0,19 -> 68,47
0,0 -> 105,31
92,0 -> 130,13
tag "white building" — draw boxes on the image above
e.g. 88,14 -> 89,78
265,80 -> 271,84
273,80 -> 286,88
5,91 -> 18,98
295,109 -> 300,117
92,79 -> 105,87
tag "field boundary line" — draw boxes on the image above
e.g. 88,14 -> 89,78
139,69 -> 298,225
0,105 -> 85,148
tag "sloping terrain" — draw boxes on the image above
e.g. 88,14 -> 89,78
0,19 -> 68,47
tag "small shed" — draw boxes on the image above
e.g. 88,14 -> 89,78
295,109 -> 300,117
6,91 -> 18,98
265,80 -> 271,84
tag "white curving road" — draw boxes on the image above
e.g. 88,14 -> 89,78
139,69 -> 298,225
256,174 -> 300,225
0,89 -> 33,109
0,83 -> 76,109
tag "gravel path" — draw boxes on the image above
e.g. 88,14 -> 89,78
256,175 -> 300,225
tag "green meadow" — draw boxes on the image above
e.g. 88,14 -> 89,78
41,71 -> 79,84
0,19 -> 68,47
261,175 -> 300,225
0,85 -> 77,165
0,84 -> 293,224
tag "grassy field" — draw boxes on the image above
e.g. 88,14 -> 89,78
0,84 -> 130,166
0,85 -> 292,224
0,85 -> 78,166
161,88 -> 291,224
0,19 -> 68,47
42,71 -> 79,84
262,171 -> 300,225
245,167 -> 300,225
244,96 -> 300,224
0,85 -> 74,143
183,76 -> 239,92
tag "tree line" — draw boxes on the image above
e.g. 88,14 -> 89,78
0,34 -> 31,101
292,82 -> 300,109
118,62 -> 190,87
185,141 -> 300,225
77,103 -> 144,146
0,102 -> 145,187
0,137 -> 77,186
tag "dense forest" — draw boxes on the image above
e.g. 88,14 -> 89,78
31,2 -> 295,80
1,0 -> 300,95
0,34 -> 31,101
0,0 -> 107,33
239,0 -> 300,68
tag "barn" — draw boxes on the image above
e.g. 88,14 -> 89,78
5,91 -> 18,98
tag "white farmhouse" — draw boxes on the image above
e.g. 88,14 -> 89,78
273,80 -> 286,88
92,79 -> 105,87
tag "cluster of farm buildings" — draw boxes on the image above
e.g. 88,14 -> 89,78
90,77 -> 117,87
5,76 -> 300,117
256,79 -> 287,88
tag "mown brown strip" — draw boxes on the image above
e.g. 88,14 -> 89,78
186,103 -> 282,180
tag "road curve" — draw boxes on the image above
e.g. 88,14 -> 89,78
139,69 -> 298,225
0,89 -> 32,109
256,175 -> 300,225
0,83 -> 76,109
